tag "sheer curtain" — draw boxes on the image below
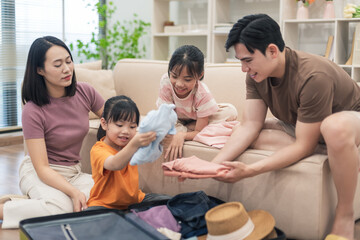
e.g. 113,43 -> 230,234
0,0 -> 98,131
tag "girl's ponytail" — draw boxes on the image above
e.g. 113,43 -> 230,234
97,124 -> 106,141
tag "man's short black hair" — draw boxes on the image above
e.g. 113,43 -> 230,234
225,14 -> 285,55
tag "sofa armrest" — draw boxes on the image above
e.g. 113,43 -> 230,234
79,119 -> 100,174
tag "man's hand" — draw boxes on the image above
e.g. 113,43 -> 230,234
214,161 -> 254,183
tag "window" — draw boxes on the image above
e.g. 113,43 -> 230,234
0,0 -> 98,131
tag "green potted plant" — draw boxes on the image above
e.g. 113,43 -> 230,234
70,1 -> 150,69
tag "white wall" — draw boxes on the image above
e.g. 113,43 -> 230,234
111,0 -> 153,59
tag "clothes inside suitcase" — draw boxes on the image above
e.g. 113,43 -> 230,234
19,209 -> 168,240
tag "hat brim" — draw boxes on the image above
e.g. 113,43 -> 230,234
244,210 -> 276,240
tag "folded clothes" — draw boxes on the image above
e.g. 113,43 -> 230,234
162,156 -> 230,179
193,121 -> 240,148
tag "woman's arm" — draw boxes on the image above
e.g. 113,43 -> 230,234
103,131 -> 157,171
26,139 -> 88,212
94,106 -> 104,118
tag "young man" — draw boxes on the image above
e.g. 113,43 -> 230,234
212,14 -> 360,240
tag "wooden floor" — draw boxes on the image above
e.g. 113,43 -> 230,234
0,143 -> 23,240
0,143 -> 360,240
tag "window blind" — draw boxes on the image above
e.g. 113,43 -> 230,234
0,0 -> 98,131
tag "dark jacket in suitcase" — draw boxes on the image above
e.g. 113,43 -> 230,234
19,209 -> 169,240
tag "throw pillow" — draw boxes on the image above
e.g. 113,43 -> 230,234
75,67 -> 116,119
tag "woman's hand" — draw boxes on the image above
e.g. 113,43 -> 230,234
164,132 -> 186,161
70,189 -> 88,212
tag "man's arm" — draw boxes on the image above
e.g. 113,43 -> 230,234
216,120 -> 322,183
212,99 -> 267,164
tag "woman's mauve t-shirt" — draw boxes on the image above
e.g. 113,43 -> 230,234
22,82 -> 104,166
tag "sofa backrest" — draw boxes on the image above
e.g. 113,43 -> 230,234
113,59 -> 168,116
113,59 -> 251,120
203,63 -> 246,120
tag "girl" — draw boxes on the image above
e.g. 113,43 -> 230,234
157,45 -> 237,161
87,95 -> 169,210
0,36 -> 104,228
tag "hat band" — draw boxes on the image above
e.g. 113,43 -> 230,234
206,218 -> 255,240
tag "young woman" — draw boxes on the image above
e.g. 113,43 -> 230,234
0,36 -> 104,228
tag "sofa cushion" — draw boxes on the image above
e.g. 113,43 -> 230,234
203,64 -> 245,119
75,67 -> 116,119
75,60 -> 102,70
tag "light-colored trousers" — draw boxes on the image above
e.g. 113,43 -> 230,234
2,156 -> 93,229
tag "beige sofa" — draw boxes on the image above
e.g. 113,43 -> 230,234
78,59 -> 360,240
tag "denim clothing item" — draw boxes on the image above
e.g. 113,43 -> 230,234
142,193 -> 172,203
167,191 -> 224,238
270,227 -> 287,240
128,193 -> 171,212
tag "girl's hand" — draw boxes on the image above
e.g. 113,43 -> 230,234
133,131 -> 157,148
164,132 -> 186,161
70,189 -> 88,212
161,134 -> 173,149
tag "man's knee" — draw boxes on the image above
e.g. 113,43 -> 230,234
320,114 -> 354,148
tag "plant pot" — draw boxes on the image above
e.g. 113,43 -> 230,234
297,2 -> 309,20
323,1 -> 335,19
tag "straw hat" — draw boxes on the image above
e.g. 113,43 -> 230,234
205,202 -> 275,240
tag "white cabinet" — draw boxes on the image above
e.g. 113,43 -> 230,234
151,0 -> 360,82
282,1 -> 360,82
151,0 -> 212,62
151,0 -> 282,63
211,0 -> 282,63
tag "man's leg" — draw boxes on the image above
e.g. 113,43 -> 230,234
321,111 -> 360,240
249,118 -> 328,154
249,118 -> 295,151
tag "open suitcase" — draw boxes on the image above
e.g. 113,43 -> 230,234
19,209 -> 169,240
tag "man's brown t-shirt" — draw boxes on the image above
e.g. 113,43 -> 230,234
246,47 -> 360,125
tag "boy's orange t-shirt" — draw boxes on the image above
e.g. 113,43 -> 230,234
87,140 -> 145,209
